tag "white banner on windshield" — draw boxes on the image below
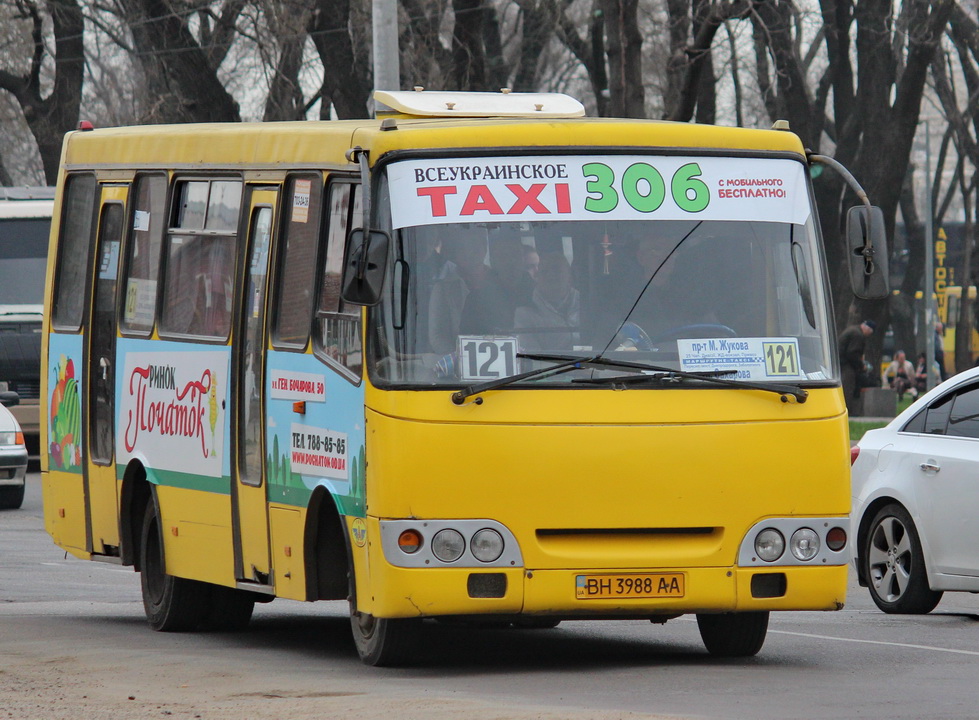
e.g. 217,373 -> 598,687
388,155 -> 811,229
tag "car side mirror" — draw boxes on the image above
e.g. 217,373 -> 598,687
341,228 -> 390,306
0,391 -> 20,408
846,205 -> 889,300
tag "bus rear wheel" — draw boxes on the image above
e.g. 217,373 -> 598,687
350,607 -> 421,666
696,611 -> 769,657
204,585 -> 256,631
139,502 -> 210,631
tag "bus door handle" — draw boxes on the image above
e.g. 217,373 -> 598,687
919,460 -> 941,473
99,357 -> 110,381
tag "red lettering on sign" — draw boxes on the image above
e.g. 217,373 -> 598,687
460,185 -> 504,215
124,366 -> 211,457
417,186 -> 458,217
506,183 -> 549,215
554,183 -> 571,213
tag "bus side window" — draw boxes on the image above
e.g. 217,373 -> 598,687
271,174 -> 323,349
313,182 -> 362,380
120,174 -> 167,334
52,174 -> 98,330
160,179 -> 241,339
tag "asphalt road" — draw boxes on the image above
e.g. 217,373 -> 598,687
3,472 -> 979,719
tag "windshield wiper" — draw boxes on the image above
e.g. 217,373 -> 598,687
451,355 -> 596,405
450,352 -> 807,405
524,353 -> 806,402
572,368 -> 808,403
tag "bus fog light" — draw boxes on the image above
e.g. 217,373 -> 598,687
470,528 -> 504,563
754,529 -> 785,562
432,529 -> 466,562
790,528 -> 820,561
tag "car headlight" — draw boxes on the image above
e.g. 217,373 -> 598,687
790,528 -> 820,561
754,528 -> 785,562
470,528 -> 504,563
431,528 -> 466,562
0,430 -> 23,446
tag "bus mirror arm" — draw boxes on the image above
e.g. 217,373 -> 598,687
807,152 -> 889,300
341,147 -> 391,306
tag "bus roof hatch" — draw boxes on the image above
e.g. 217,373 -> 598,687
374,90 -> 586,119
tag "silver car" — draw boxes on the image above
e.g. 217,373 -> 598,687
851,365 -> 979,613
0,391 -> 28,509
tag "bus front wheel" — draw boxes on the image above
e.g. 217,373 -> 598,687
696,611 -> 769,657
350,607 -> 421,666
139,502 -> 210,631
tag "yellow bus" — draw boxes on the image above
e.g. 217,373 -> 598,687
43,90 -> 874,665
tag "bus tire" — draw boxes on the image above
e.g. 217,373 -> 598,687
139,502 -> 209,631
204,585 -> 256,632
350,607 -> 421,667
696,611 -> 769,657
0,484 -> 25,510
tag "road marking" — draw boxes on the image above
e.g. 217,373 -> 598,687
771,629 -> 979,656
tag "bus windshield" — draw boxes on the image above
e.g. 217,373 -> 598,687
0,217 -> 49,306
369,154 -> 836,389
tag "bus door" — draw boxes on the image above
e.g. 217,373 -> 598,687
84,186 -> 127,555
231,187 -> 277,585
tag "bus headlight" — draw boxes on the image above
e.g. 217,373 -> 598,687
790,528 -> 820,561
432,529 -> 466,562
470,528 -> 504,563
754,528 -> 785,562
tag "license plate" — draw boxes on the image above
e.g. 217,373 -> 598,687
575,573 -> 685,599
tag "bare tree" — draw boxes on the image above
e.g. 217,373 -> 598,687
0,0 -> 85,184
111,0 -> 242,123
309,0 -> 371,118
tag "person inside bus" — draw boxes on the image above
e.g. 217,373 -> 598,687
427,228 -> 487,354
882,349 -> 917,400
620,234 -> 729,344
515,251 -> 580,353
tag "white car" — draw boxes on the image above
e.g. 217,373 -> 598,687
851,364 -> 979,613
0,391 -> 28,509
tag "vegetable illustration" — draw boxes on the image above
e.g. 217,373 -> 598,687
49,355 -> 81,470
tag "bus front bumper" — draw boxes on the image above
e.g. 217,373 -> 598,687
358,562 -> 847,619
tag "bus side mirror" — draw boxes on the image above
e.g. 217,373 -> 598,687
0,390 -> 20,408
846,205 -> 889,300
341,228 -> 390,306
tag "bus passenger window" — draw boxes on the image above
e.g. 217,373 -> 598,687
52,174 -> 97,330
120,175 -> 166,334
314,182 -> 362,380
272,174 -> 323,349
160,179 -> 241,339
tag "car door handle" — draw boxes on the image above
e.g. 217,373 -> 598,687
919,461 -> 941,473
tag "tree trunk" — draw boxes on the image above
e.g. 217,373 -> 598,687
310,0 -> 371,118
0,0 -> 85,184
602,0 -> 644,117
122,0 -> 240,123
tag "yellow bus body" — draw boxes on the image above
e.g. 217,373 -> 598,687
41,95 -> 850,662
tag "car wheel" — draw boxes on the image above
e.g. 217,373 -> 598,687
139,502 -> 210,631
0,484 -> 25,509
696,611 -> 768,657
863,503 -> 942,614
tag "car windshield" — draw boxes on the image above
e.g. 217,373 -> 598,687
368,154 -> 836,389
